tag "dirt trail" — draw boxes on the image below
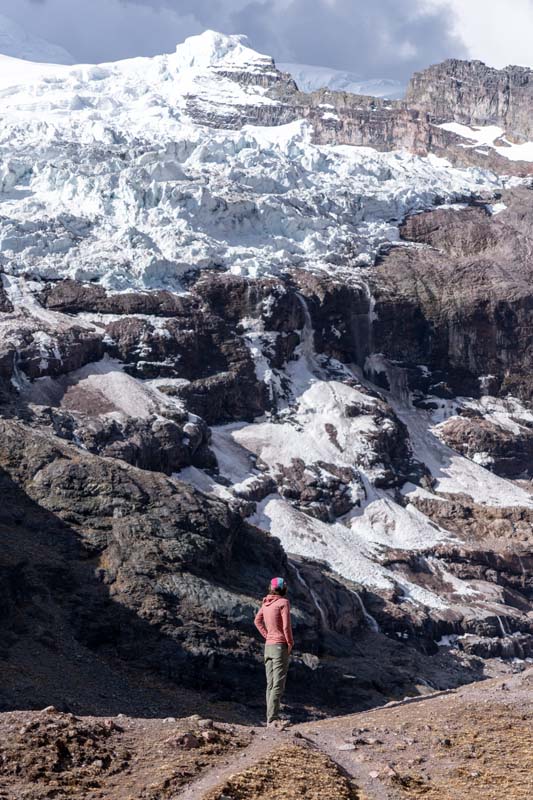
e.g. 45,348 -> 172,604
176,694 -> 454,800
298,733 -> 398,800
179,727 -> 291,799
293,667 -> 533,800
189,667 -> 533,800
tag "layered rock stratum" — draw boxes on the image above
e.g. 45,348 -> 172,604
406,58 -> 533,140
1,32 -> 533,725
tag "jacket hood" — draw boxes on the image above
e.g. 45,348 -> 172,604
262,593 -> 286,606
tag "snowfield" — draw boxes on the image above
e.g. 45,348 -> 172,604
437,122 -> 533,163
0,31 -> 502,290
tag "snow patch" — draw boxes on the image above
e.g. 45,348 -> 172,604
438,122 -> 533,163
394,402 -> 533,508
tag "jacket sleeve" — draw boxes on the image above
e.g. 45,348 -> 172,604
254,606 -> 268,640
281,600 -> 294,648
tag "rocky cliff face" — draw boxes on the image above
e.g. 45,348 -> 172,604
370,189 -> 533,401
2,247 -> 532,714
1,34 -> 533,717
406,59 -> 533,141
188,55 -> 533,176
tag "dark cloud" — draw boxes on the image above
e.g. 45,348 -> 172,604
230,0 -> 465,77
0,0 -> 465,78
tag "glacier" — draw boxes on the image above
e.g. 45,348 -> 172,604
0,30 -> 502,291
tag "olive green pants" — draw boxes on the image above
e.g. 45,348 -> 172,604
264,644 -> 290,723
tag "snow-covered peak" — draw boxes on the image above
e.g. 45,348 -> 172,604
0,13 -> 74,65
0,29 -> 502,291
0,29 -> 273,94
172,30 -> 273,73
0,29 -> 281,126
279,62 -> 405,100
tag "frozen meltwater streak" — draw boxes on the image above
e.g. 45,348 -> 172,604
295,294 -> 319,375
291,561 -> 328,629
362,281 -> 378,361
350,590 -> 380,633
518,555 -> 527,588
497,616 -> 510,637
364,353 -> 410,405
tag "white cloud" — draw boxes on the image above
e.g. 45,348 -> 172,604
426,0 -> 533,68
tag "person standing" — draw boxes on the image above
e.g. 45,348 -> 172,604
254,577 -> 294,729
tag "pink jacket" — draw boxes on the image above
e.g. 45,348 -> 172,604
254,594 -> 294,648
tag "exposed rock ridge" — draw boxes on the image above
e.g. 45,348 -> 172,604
406,59 -> 533,141
191,63 -> 533,175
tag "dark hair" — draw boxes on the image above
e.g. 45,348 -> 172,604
268,583 -> 287,597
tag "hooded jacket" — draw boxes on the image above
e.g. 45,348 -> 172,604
254,594 -> 294,648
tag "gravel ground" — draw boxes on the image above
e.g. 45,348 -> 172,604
0,668 -> 531,800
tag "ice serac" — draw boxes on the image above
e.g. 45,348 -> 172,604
1,33 -> 533,716
0,40 -> 501,289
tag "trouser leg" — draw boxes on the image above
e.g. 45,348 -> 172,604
264,652 -> 275,723
264,645 -> 289,723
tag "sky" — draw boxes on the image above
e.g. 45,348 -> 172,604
428,0 -> 533,70
0,0 -> 531,78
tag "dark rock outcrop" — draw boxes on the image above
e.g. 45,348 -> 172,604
0,418 -> 277,697
18,327 -> 106,381
459,634 -> 533,660
0,418 -> 461,716
0,322 -> 105,384
41,279 -> 195,318
294,271 -> 372,367
370,189 -> 533,400
437,415 -> 533,479
101,297 -> 268,425
34,406 -> 216,475
274,459 -> 363,521
0,280 -> 13,313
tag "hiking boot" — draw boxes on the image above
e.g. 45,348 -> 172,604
268,719 -> 290,731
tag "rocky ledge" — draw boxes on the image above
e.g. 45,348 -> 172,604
370,187 -> 533,401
